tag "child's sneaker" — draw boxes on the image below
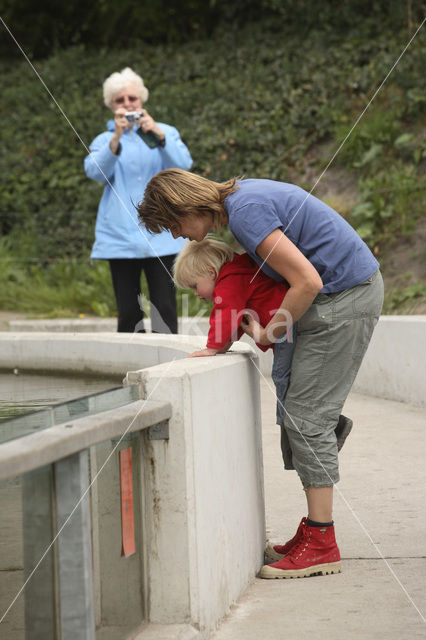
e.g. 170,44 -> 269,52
265,517 -> 307,562
260,522 -> 341,579
336,415 -> 353,451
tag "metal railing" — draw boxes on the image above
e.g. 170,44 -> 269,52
0,385 -> 172,640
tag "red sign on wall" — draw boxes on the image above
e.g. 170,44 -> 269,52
119,448 -> 136,557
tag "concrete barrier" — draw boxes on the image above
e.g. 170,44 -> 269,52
7,315 -> 425,406
0,333 -> 264,639
7,316 -> 274,374
352,316 -> 426,407
126,353 -> 264,633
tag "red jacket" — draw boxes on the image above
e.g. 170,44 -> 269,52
206,253 -> 288,352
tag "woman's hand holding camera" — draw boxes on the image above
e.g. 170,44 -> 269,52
110,107 -> 165,154
110,107 -> 130,154
137,109 -> 165,144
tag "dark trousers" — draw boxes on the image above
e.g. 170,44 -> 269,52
109,255 -> 178,334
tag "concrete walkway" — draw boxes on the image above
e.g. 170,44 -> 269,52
212,378 -> 426,640
0,311 -> 29,332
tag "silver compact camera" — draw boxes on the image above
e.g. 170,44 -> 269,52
125,110 -> 163,149
125,111 -> 142,123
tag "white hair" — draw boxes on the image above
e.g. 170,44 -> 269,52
103,67 -> 149,109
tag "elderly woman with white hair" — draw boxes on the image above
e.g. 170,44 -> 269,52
84,67 -> 193,333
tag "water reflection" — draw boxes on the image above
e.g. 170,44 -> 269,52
0,371 -> 119,421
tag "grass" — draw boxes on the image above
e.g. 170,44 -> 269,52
0,235 -> 211,318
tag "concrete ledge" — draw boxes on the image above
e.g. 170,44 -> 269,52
9,317 -> 118,332
6,315 -> 425,406
8,317 -> 209,335
353,316 -> 426,407
0,332 -> 206,376
6,316 -> 274,375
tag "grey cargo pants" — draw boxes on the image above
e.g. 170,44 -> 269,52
272,270 -> 384,488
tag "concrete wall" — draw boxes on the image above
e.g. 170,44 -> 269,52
0,332 -> 202,377
7,315 -> 425,406
240,315 -> 425,406
352,316 -> 426,407
127,355 -> 264,632
7,317 -> 273,374
0,333 -> 265,638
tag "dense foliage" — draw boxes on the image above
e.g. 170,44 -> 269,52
0,11 -> 425,315
1,0 -> 420,59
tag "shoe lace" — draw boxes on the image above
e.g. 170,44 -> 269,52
285,526 -> 310,560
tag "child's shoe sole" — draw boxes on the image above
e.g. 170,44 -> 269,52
260,561 -> 341,579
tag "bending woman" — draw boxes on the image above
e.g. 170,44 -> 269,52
137,169 -> 383,579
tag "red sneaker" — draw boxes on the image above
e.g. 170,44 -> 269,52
260,522 -> 341,579
265,517 -> 307,562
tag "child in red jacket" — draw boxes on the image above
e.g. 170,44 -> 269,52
173,237 -> 292,357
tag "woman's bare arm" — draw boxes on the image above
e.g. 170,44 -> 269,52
244,229 -> 322,344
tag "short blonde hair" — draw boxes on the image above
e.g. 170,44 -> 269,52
173,238 -> 235,289
103,67 -> 149,109
137,169 -> 240,234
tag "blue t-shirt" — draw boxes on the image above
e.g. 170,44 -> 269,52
225,179 -> 379,293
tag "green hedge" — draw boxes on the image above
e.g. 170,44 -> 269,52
0,14 -> 424,315
1,17 -> 424,260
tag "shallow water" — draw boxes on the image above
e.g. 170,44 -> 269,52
0,370 -> 119,421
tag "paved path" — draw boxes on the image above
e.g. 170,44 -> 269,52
212,378 -> 426,640
0,311 -> 29,332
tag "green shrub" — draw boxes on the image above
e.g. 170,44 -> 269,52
0,232 -> 213,318
1,15 -> 424,316
382,283 -> 426,314
0,233 -> 116,314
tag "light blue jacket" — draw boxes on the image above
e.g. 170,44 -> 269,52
84,119 -> 193,259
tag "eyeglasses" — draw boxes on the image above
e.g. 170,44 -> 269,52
113,95 -> 140,104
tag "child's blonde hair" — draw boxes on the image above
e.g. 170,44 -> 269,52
173,238 -> 235,289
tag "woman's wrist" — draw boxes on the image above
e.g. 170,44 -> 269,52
109,134 -> 122,155
154,128 -> 166,146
